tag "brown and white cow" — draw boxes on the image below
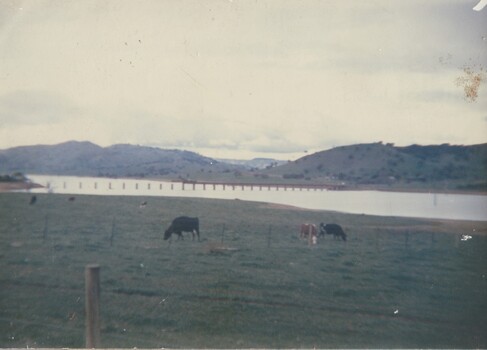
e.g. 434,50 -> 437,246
300,223 -> 317,238
300,223 -> 318,245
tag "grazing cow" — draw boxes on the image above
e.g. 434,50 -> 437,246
319,223 -> 347,241
164,216 -> 200,241
300,223 -> 317,238
29,195 -> 37,205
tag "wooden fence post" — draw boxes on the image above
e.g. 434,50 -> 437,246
85,264 -> 101,348
42,214 -> 49,239
110,217 -> 116,247
308,225 -> 313,246
43,214 -> 49,239
454,233 -> 460,248
221,224 -> 226,244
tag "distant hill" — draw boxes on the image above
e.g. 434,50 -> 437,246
0,141 -> 243,179
1,141 -> 486,191
215,157 -> 287,169
264,142 -> 487,191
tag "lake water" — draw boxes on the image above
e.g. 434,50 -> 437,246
25,174 -> 487,221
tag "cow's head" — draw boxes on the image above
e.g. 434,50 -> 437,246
163,228 -> 172,240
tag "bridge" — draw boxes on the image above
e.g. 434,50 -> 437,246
177,180 -> 345,191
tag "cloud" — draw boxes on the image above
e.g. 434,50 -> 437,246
0,90 -> 81,127
0,0 -> 485,157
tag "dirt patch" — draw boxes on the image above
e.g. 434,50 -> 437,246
0,182 -> 42,192
424,219 -> 487,235
373,219 -> 487,236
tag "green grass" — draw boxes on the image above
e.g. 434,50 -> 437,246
1,193 -> 486,348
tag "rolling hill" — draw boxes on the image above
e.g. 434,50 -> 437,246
0,141 -> 242,178
1,141 -> 486,191
264,142 -> 487,191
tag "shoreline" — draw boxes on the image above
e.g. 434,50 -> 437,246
2,184 -> 486,233
344,185 -> 487,196
19,173 -> 487,196
262,201 -> 487,232
0,182 -> 487,230
0,181 -> 43,192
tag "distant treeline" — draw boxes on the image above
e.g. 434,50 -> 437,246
0,172 -> 27,182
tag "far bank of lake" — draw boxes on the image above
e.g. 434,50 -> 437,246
22,175 -> 487,222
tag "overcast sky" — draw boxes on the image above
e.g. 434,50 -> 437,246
0,0 -> 486,160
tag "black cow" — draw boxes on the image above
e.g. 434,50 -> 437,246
319,223 -> 347,241
164,216 -> 200,241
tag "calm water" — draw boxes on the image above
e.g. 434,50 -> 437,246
26,174 -> 487,221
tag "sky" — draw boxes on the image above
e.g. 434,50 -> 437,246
0,0 -> 486,160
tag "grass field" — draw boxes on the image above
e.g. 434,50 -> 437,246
1,192 -> 486,348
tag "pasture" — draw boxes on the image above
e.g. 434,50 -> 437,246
1,192 -> 486,348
